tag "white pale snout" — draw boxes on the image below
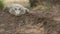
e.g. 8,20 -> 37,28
15,10 -> 21,16
7,4 -> 29,16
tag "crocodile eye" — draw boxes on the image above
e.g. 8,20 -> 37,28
19,8 -> 21,10
15,8 -> 17,10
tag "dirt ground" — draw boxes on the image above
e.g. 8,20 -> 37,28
0,5 -> 60,34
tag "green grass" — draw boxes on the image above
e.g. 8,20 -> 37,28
44,2 -> 52,12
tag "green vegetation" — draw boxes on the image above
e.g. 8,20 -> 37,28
44,2 -> 52,12
46,3 -> 52,9
0,0 -> 4,10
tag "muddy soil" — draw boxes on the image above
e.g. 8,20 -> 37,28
0,5 -> 60,34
